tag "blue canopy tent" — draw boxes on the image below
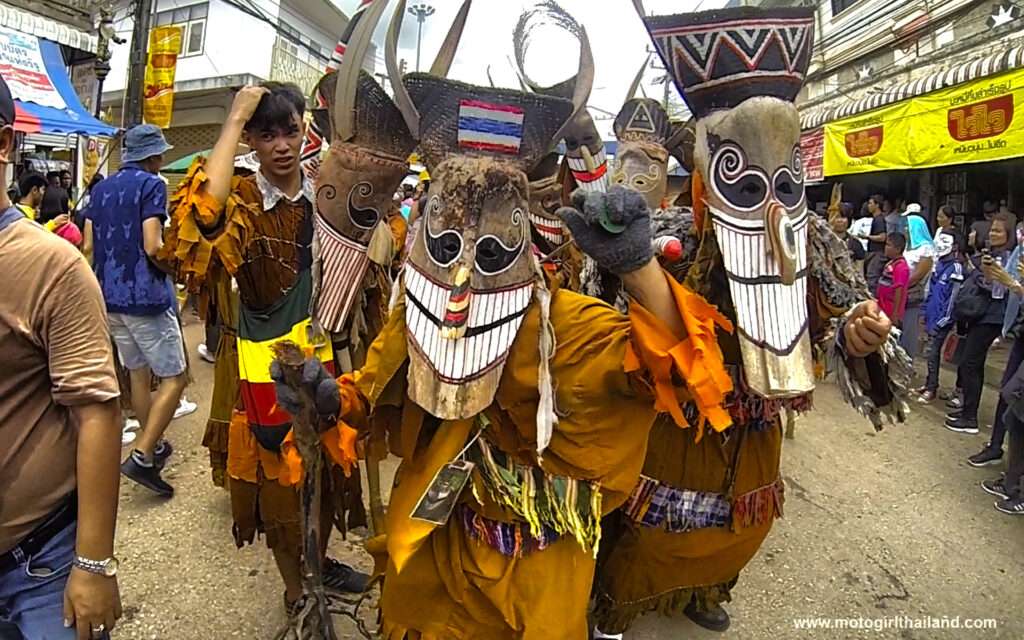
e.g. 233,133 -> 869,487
2,29 -> 117,137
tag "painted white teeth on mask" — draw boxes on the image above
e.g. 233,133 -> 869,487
710,206 -> 810,354
404,264 -> 532,382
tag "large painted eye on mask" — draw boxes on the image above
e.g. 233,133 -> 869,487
347,182 -> 382,229
710,142 -> 770,212
771,145 -> 806,211
631,164 -> 661,193
475,208 -> 526,276
424,197 -> 464,267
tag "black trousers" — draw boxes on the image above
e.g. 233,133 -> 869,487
989,337 -> 1024,449
924,325 -> 952,393
1003,409 -> 1024,499
957,323 -> 1002,422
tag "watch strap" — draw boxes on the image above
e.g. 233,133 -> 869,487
73,555 -> 114,576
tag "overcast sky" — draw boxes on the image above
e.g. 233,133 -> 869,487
329,0 -> 728,139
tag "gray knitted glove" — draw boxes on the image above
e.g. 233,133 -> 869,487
556,185 -> 654,275
270,358 -> 341,425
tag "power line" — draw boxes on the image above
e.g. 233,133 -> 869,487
218,0 -> 339,65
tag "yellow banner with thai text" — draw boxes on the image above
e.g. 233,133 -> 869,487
143,26 -> 182,129
823,68 -> 1024,175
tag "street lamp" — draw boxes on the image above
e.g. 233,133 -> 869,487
407,2 -> 435,72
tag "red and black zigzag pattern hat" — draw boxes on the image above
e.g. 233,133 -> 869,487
642,7 -> 814,118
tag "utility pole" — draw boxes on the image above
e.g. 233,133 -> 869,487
407,3 -> 435,72
124,0 -> 154,127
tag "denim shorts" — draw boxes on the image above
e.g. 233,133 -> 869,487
0,516 -> 77,640
108,307 -> 186,378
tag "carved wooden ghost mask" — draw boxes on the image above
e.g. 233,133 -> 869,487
642,5 -> 816,398
386,0 -> 585,420
612,97 -> 672,211
311,0 -> 414,334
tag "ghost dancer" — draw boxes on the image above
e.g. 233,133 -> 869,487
591,5 -> 912,637
271,2 -> 739,637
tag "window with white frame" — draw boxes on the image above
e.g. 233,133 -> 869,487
154,2 -> 208,58
278,22 -> 330,67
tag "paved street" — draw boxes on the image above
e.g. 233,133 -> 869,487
113,322 -> 1024,639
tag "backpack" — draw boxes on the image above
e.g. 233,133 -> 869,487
952,269 -> 991,323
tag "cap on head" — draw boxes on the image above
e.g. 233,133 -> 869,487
122,124 -> 173,163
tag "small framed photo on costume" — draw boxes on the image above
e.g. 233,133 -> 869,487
411,459 -> 475,526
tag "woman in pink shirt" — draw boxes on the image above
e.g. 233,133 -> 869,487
877,232 -> 910,323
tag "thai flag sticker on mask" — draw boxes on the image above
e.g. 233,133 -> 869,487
458,100 -> 524,155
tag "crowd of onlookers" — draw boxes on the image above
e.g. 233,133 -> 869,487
830,194 -> 1024,517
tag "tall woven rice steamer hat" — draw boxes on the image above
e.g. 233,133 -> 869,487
633,1 -> 815,117
385,0 -> 592,174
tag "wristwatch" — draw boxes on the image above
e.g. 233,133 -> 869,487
73,555 -> 119,577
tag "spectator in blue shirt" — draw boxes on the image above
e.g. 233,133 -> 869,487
81,124 -> 187,497
918,230 -> 964,403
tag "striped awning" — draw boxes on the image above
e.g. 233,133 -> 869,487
0,3 -> 98,53
800,43 -> 1024,130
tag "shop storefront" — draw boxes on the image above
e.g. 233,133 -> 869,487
801,44 -> 1024,227
0,21 -> 116,198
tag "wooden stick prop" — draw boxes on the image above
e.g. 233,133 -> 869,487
365,453 -> 385,535
271,340 -> 337,640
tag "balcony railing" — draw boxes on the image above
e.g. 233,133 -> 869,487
270,38 -> 327,97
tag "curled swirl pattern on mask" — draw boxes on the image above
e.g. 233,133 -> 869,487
475,208 -> 526,276
347,181 -> 380,229
316,183 -> 337,205
424,196 -> 464,268
710,142 -> 770,213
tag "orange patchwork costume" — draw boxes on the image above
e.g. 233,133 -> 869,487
164,162 -> 365,549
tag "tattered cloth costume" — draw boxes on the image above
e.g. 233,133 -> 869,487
197,256 -> 239,488
318,2 -> 735,637
162,154 -> 365,554
592,6 -> 912,633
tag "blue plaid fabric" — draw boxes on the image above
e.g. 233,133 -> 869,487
625,476 -> 731,532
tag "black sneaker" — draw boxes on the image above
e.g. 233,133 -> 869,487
684,598 -> 731,633
945,409 -> 964,421
121,455 -> 174,497
946,397 -> 963,410
945,417 -> 979,434
967,446 -> 1003,467
153,440 -> 173,469
323,558 -> 369,594
981,477 -> 1009,500
994,495 -> 1024,515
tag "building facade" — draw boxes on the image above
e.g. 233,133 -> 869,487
764,0 -> 1024,225
102,0 -> 355,176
